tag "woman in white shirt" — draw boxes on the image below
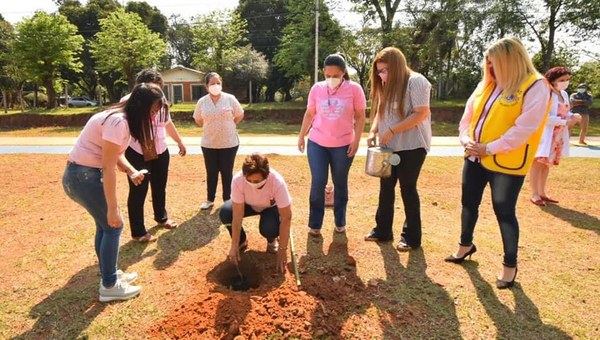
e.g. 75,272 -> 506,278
193,72 -> 244,210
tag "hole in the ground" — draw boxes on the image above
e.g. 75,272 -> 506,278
214,259 -> 262,291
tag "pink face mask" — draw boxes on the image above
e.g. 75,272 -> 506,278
379,72 -> 388,83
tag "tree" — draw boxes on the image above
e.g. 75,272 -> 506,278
91,9 -> 167,93
350,0 -> 403,47
516,0 -> 600,72
237,0 -> 293,101
340,25 -> 379,90
167,15 -> 195,67
222,45 -> 269,84
570,60 -> 600,94
274,0 -> 343,87
191,10 -> 248,74
14,12 -> 84,109
125,1 -> 168,38
58,0 -> 121,100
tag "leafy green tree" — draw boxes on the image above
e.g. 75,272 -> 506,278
340,25 -> 379,90
14,12 -> 84,108
237,0 -> 293,101
516,0 -> 600,71
167,15 -> 195,67
570,60 -> 600,95
125,1 -> 168,38
58,0 -> 121,100
191,10 -> 248,74
222,45 -> 269,84
91,9 -> 167,93
349,0 -> 402,47
274,0 -> 343,86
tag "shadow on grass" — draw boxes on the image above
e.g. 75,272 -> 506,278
13,210 -> 220,339
152,210 -> 221,270
463,262 -> 570,339
542,204 -> 600,235
13,237 -> 158,340
376,244 -> 461,338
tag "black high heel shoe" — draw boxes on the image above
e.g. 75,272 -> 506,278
444,244 -> 477,263
496,267 -> 518,289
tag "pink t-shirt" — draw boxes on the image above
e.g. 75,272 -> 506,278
231,169 -> 292,212
307,80 -> 367,147
121,93 -> 171,155
68,110 -> 131,168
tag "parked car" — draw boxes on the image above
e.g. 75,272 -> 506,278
68,97 -> 97,107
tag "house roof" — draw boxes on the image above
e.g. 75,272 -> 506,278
161,65 -> 204,82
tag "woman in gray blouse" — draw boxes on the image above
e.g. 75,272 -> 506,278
193,72 -> 244,210
364,47 -> 432,252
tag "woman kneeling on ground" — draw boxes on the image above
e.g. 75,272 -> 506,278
220,153 -> 292,273
63,83 -> 166,302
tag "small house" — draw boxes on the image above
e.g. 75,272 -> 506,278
161,65 -> 205,103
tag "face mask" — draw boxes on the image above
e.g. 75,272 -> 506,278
577,88 -> 586,94
326,77 -> 342,89
208,84 -> 222,96
555,81 -> 569,91
246,178 -> 267,189
379,73 -> 388,83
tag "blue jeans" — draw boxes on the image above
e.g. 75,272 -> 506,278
63,162 -> 122,287
219,200 -> 280,244
460,159 -> 524,267
307,139 -> 354,229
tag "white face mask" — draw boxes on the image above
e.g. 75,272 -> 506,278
555,80 -> 569,91
246,178 -> 267,189
577,88 -> 586,94
326,77 -> 342,89
208,84 -> 222,96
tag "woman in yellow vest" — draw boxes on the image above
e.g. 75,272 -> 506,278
444,37 -> 551,289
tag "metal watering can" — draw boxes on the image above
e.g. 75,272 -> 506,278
365,146 -> 401,178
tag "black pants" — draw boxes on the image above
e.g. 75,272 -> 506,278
219,199 -> 280,245
201,145 -> 239,202
460,159 -> 524,267
374,148 -> 427,247
125,147 -> 170,238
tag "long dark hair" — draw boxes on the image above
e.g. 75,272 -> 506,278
104,83 -> 165,145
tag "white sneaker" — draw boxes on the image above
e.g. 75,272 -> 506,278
267,238 -> 279,253
200,201 -> 214,210
100,270 -> 138,286
99,279 -> 141,302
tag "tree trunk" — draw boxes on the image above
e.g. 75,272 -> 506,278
44,77 -> 57,109
2,90 -> 6,113
127,71 -> 136,92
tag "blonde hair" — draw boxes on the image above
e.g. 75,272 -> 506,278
483,37 -> 539,95
370,47 -> 412,121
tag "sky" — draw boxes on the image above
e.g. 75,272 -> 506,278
1,0 -> 598,63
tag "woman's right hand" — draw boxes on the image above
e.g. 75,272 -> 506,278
297,135 -> 306,153
228,244 -> 240,266
367,131 -> 377,147
107,207 -> 123,228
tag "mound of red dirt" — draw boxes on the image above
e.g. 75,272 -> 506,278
149,251 -> 373,339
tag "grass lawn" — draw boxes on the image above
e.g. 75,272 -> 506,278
0,155 -> 598,339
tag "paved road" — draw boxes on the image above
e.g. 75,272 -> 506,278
0,136 -> 599,157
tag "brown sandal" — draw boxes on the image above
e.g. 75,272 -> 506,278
133,233 -> 157,243
158,219 -> 178,229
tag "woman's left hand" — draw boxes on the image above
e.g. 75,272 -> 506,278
347,139 -> 360,157
276,248 -> 287,273
177,142 -> 187,156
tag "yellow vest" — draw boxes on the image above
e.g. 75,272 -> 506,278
469,74 -> 550,175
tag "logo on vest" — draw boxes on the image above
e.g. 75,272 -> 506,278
498,91 -> 522,107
